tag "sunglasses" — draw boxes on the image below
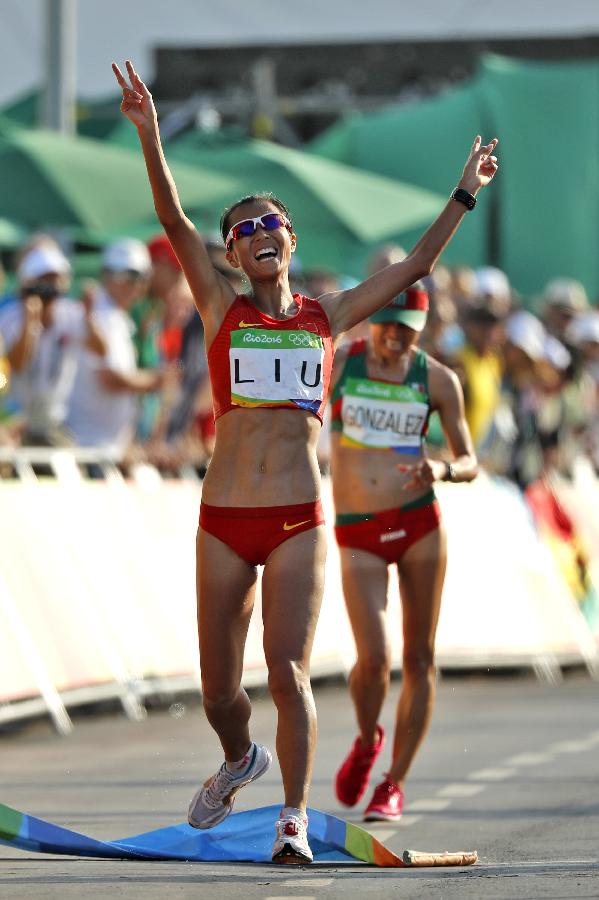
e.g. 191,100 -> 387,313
225,213 -> 292,250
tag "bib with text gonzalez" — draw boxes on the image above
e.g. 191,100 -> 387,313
229,328 -> 325,414
340,376 -> 428,453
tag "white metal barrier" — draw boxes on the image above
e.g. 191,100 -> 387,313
0,451 -> 597,733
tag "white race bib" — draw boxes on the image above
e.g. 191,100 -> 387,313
340,377 -> 428,452
230,328 -> 324,411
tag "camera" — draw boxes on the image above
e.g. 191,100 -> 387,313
20,283 -> 61,303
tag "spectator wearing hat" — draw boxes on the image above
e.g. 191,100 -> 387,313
454,302 -> 506,450
473,266 -> 513,318
540,278 -> 589,341
129,234 -> 187,442
151,235 -> 243,470
0,243 -> 106,446
64,239 -> 173,460
487,311 -> 577,487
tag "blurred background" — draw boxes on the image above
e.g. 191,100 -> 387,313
1,1 -> 598,730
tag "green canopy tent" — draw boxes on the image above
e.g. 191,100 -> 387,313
0,118 -> 238,242
310,54 -> 599,301
1,89 -> 130,142
478,54 -> 599,302
309,80 -> 492,271
166,134 -> 447,278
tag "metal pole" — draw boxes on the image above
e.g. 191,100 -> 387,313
42,0 -> 77,133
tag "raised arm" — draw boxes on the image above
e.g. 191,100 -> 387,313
320,136 -> 499,339
112,60 -> 235,337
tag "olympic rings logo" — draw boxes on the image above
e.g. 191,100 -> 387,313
289,332 -> 318,348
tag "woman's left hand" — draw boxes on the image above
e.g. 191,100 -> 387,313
459,135 -> 499,195
397,457 -> 447,491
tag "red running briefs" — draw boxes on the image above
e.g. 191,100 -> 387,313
200,500 -> 325,566
334,500 -> 441,565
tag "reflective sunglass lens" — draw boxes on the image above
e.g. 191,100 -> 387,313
262,214 -> 284,230
238,221 -> 258,237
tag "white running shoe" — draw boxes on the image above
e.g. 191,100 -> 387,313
188,742 -> 272,829
272,811 -> 313,864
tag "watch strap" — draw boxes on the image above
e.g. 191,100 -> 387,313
450,187 -> 476,210
442,462 -> 457,482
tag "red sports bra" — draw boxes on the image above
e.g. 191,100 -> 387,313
207,293 -> 334,423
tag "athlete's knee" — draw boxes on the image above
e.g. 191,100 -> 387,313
267,659 -> 312,705
201,682 -> 243,715
355,649 -> 391,683
402,648 -> 436,679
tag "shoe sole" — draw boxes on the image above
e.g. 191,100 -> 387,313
188,748 -> 272,830
363,812 -> 402,823
272,843 -> 313,865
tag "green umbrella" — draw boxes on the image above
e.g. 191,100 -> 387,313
0,217 -> 27,248
166,135 -> 446,278
0,118 -> 238,239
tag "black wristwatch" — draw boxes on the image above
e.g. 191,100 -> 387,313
450,187 -> 476,210
442,462 -> 457,482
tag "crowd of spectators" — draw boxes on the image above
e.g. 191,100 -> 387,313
1,233 -> 599,493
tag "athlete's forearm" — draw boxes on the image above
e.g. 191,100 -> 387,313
8,321 -> 41,372
325,201 -> 468,336
404,198 -> 469,279
136,121 -> 186,230
440,453 -> 479,484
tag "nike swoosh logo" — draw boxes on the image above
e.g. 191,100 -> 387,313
283,519 -> 311,531
238,321 -> 259,328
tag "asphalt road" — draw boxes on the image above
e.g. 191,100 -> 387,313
1,671 -> 598,899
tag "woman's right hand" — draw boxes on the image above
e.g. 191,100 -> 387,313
112,59 -> 157,131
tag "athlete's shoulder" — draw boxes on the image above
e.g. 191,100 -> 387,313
427,352 -> 463,397
297,293 -> 325,314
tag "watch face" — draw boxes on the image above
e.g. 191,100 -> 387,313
452,188 -> 476,210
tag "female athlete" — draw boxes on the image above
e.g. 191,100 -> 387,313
113,58 -> 497,862
331,282 -> 478,821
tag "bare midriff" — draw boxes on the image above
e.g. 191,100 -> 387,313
202,407 -> 322,507
331,433 -> 431,514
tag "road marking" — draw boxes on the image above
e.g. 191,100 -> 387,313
438,783 -> 485,798
276,879 -> 333,887
468,767 -> 516,781
549,739 -> 595,754
398,814 -> 421,827
409,798 -> 451,812
266,896 -> 315,900
505,752 -> 553,766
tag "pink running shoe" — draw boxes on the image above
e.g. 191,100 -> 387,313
363,778 -> 404,822
335,725 -> 385,807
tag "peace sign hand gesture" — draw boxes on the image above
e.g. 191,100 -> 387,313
112,60 -> 157,131
459,135 -> 499,195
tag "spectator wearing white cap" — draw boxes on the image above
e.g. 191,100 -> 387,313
481,311 -> 547,486
491,311 -> 586,487
0,242 -> 106,445
540,278 -> 589,340
566,311 -> 599,376
474,266 -> 512,319
503,310 -> 546,386
65,239 -> 173,459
